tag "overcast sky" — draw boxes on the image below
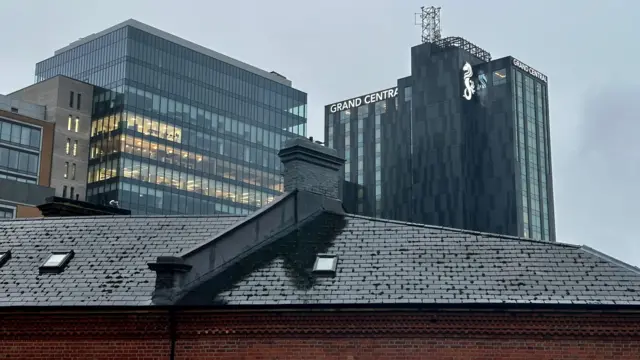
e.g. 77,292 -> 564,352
0,0 -> 638,266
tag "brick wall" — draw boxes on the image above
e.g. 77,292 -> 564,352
177,338 -> 640,360
0,312 -> 170,360
2,310 -> 640,359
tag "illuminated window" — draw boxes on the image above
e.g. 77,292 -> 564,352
64,162 -> 69,178
493,68 -> 507,85
73,140 -> 78,156
67,115 -> 72,131
65,138 -> 70,154
74,117 -> 79,133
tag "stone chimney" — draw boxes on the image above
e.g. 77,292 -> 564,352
278,137 -> 345,199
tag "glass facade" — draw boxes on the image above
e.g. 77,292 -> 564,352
374,102 -> 383,217
0,118 -> 41,184
328,94 -> 392,217
35,24 -> 307,215
513,68 -> 551,241
342,111 -> 351,181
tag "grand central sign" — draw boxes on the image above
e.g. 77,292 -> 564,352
512,58 -> 548,83
328,87 -> 398,113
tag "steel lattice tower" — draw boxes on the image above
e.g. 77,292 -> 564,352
415,6 -> 442,43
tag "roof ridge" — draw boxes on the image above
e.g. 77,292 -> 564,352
579,245 -> 640,276
342,213 -> 580,248
0,214 -> 245,222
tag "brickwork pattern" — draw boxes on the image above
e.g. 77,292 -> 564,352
282,158 -> 341,198
280,138 -> 345,199
176,338 -> 640,360
2,310 -> 640,359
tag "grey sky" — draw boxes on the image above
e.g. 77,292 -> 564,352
1,0 -> 638,265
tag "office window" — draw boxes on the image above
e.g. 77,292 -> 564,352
62,185 -> 67,198
69,91 -> 74,108
0,120 -> 41,149
71,163 -> 76,180
493,69 -> 507,85
405,86 -> 412,102
0,206 -> 14,219
70,187 -> 75,199
64,162 -> 69,178
77,93 -> 81,110
74,117 -> 79,133
75,194 -> 79,201
67,115 -> 72,131
73,140 -> 78,156
65,138 -> 70,154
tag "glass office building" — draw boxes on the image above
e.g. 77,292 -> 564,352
35,20 -> 307,215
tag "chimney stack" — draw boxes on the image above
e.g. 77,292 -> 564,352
278,137 -> 345,199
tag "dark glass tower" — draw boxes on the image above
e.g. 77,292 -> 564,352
325,88 -> 398,217
35,20 -> 307,215
325,37 -> 556,241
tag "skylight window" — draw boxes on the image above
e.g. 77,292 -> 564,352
0,250 -> 11,268
39,251 -> 74,273
313,254 -> 338,273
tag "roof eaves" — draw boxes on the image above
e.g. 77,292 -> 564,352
579,245 -> 640,276
6,301 -> 640,313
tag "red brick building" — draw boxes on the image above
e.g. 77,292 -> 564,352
4,310 -> 640,359
1,138 -> 640,359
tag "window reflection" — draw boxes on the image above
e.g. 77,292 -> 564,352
0,119 -> 42,150
0,146 -> 39,179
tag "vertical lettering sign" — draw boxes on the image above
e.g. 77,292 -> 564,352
512,58 -> 548,83
329,88 -> 399,113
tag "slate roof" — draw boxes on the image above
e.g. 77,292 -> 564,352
209,214 -> 640,306
1,212 -> 640,308
0,215 -> 243,306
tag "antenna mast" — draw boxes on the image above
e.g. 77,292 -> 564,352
415,6 -> 442,43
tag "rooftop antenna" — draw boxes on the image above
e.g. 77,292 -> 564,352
415,6 -> 442,43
